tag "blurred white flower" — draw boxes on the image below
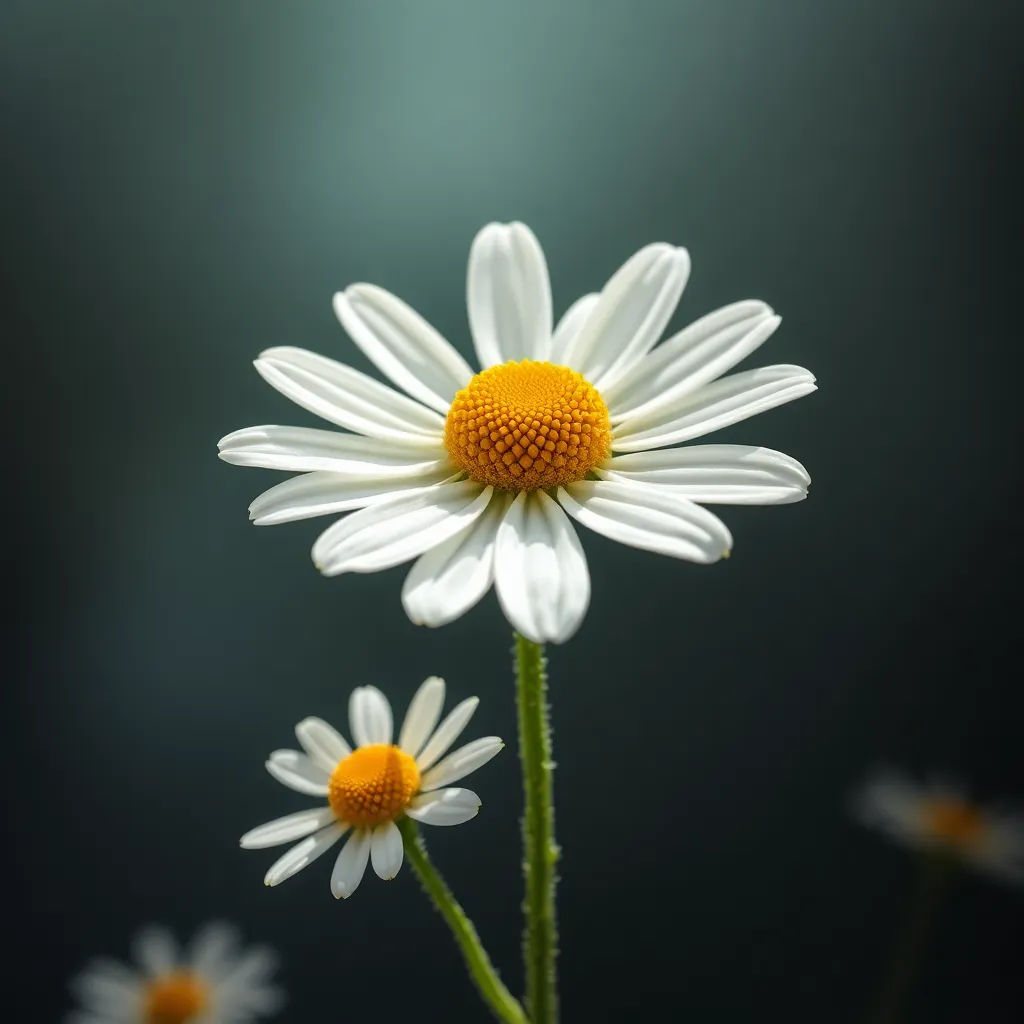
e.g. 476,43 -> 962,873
857,770 -> 1024,885
219,221 -> 814,643
67,921 -> 282,1024
242,676 -> 502,898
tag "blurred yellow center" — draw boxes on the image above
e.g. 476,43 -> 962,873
144,972 -> 209,1024
445,360 -> 611,491
922,798 -> 987,847
328,744 -> 421,827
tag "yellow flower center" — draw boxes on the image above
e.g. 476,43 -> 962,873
328,744 -> 421,827
444,360 -> 611,491
144,972 -> 209,1024
921,798 -> 987,848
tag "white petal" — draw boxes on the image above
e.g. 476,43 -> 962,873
265,750 -> 330,796
240,807 -> 338,849
254,346 -> 444,441
612,365 -> 816,452
217,425 -> 447,474
415,697 -> 479,772
264,823 -> 346,886
349,685 -> 393,747
562,244 -> 690,391
558,480 -> 732,563
397,676 -> 446,758
401,489 -> 509,628
312,480 -> 493,576
407,787 -> 482,826
246,466 -> 457,526
70,961 -> 142,1013
295,717 -> 352,773
217,945 -> 280,990
187,922 -> 240,980
494,490 -> 591,645
420,737 -> 503,792
370,820 -> 405,880
551,293 -> 599,362
334,285 -> 473,414
605,301 -> 780,421
132,926 -> 177,976
598,445 -> 809,505
331,829 -> 372,898
468,221 -> 553,366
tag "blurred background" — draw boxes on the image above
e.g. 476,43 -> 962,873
4,1 -> 1022,1020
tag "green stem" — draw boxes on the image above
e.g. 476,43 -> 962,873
515,632 -> 559,1024
868,852 -> 956,1024
398,817 -> 528,1024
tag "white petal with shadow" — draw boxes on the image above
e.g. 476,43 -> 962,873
398,676 -> 446,759
420,737 -> 503,791
612,365 -> 817,452
562,244 -> 690,392
255,346 -> 444,440
370,820 -> 404,880
295,716 -> 351,773
247,466 -> 456,526
558,480 -> 732,563
407,787 -> 482,826
264,824 -> 346,886
334,284 -> 473,414
605,300 -> 779,421
468,222 -> 553,366
493,490 -> 590,645
218,425 -> 447,474
240,808 -> 338,849
401,489 -> 510,627
312,481 -> 493,576
265,750 -> 330,796
331,829 -> 372,898
598,445 -> 809,504
349,685 -> 394,747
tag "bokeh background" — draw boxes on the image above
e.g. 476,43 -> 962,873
5,1 -> 1023,1020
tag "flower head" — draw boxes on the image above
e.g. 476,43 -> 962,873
857,770 -> 1024,885
241,677 -> 502,898
219,222 -> 815,643
68,922 -> 282,1024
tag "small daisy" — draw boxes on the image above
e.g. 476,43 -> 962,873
219,221 -> 815,643
857,770 -> 1024,885
67,921 -> 282,1024
241,676 -> 502,898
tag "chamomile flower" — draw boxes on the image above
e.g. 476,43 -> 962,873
241,677 -> 502,898
857,770 -> 1024,885
67,922 -> 282,1024
219,222 -> 815,643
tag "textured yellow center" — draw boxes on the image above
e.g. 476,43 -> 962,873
922,798 -> 987,847
444,360 -> 611,491
144,972 -> 209,1024
328,744 -> 421,827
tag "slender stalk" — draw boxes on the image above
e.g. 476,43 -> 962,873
514,632 -> 559,1024
867,852 -> 956,1024
398,817 -> 528,1024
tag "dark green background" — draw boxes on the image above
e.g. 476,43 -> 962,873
5,1 -> 1022,1021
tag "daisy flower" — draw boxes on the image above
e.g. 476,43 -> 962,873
67,922 -> 282,1024
219,222 -> 815,643
241,676 -> 502,898
857,770 -> 1024,885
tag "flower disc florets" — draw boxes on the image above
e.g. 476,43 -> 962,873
444,359 -> 611,491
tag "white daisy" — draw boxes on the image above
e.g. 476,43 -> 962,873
67,922 -> 282,1024
219,221 -> 815,643
857,770 -> 1024,885
241,676 -> 502,898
